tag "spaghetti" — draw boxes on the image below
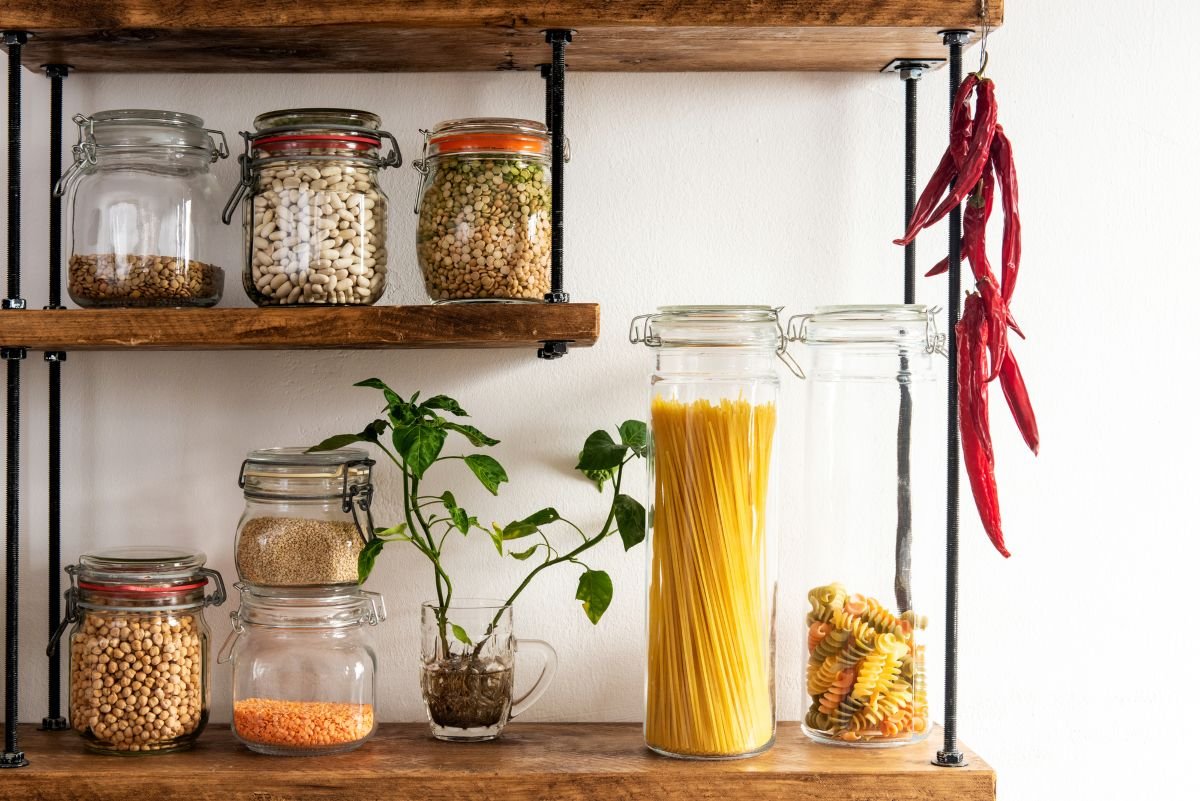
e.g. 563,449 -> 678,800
645,396 -> 777,758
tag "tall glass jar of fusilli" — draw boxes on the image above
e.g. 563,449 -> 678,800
789,305 -> 943,747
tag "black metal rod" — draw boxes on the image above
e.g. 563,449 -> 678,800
2,30 -> 29,769
904,72 -> 919,304
537,30 -> 572,360
42,63 -> 69,732
936,29 -> 971,769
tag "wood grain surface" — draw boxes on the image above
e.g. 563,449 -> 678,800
1,1 -> 1003,72
0,722 -> 996,801
0,304 -> 600,351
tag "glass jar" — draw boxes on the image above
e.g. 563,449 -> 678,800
236,447 -> 376,590
788,304 -> 944,747
52,546 -> 226,754
219,586 -> 385,755
413,118 -> 556,303
222,108 -> 400,306
631,305 -> 794,760
56,109 -> 229,307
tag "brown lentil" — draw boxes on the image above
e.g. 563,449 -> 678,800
68,253 -> 223,307
236,517 -> 363,587
416,156 -> 551,302
69,611 -> 206,753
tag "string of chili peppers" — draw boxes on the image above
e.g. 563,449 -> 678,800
894,64 -> 1038,558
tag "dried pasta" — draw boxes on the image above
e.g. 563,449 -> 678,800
804,583 -> 928,743
645,397 -> 777,758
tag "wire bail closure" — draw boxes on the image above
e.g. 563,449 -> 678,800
629,308 -> 804,378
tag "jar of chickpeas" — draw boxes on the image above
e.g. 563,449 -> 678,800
413,118 -> 558,302
52,547 -> 226,754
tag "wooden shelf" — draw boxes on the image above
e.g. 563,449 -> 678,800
3,1 -> 1001,73
0,304 -> 600,351
0,722 -> 995,800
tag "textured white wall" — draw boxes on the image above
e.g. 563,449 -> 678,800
2,2 -> 1197,798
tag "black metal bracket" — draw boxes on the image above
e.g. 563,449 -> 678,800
880,58 -> 945,75
935,27 -> 972,770
537,29 -> 573,361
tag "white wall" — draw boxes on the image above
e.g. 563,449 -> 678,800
2,2 -> 1197,798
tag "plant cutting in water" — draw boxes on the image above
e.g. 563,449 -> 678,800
310,378 -> 646,731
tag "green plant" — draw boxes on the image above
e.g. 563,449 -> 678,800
309,378 -> 647,648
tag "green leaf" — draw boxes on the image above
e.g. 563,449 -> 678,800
488,524 -> 505,556
618,420 -> 649,458
355,377 -> 403,408
436,492 -> 471,535
450,623 -> 472,646
502,507 -> 560,540
576,430 -> 628,471
374,523 -> 410,541
509,545 -> 540,561
357,539 -> 385,584
614,494 -> 647,550
308,419 -> 386,453
422,395 -> 469,417
464,454 -> 508,495
444,422 -> 500,447
396,424 -> 446,479
575,569 -> 614,625
581,467 -> 615,492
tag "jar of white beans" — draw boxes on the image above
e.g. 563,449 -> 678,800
222,109 -> 401,306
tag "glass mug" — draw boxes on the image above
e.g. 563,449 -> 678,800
420,600 -> 556,741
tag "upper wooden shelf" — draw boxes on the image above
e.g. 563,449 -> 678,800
0,304 -> 600,351
0,722 -> 995,801
2,1 -> 1001,73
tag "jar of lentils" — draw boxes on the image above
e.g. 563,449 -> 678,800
223,109 -> 400,306
54,547 -> 226,754
56,109 -> 229,307
413,118 -> 555,302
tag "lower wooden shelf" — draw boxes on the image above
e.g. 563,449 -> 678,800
0,304 -> 600,351
0,722 -> 995,801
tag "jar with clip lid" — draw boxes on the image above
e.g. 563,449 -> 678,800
630,305 -> 799,759
787,304 -> 945,747
413,118 -> 561,303
235,447 -> 376,590
222,108 -> 401,306
50,547 -> 226,754
219,586 -> 386,755
56,109 -> 229,308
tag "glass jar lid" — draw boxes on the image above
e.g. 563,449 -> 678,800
77,109 -> 227,156
253,108 -> 382,131
234,586 -> 386,628
239,446 -> 373,500
425,118 -> 551,157
789,304 -> 944,353
631,305 -> 785,349
77,546 -> 209,586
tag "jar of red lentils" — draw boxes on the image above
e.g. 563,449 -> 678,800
219,585 -> 385,755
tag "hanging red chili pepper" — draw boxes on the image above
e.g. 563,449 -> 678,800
895,71 -> 1036,557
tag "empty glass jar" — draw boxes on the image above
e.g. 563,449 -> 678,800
789,305 -> 944,747
222,108 -> 400,306
53,547 -> 226,754
236,447 -> 375,590
413,118 -> 555,302
56,109 -> 228,307
220,587 -> 385,755
632,305 -> 794,759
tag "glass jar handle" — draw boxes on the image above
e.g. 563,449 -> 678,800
377,129 -> 403,170
46,585 -> 79,657
221,134 -> 255,226
509,639 -> 557,720
206,128 -> 230,161
200,567 -> 227,607
53,115 -> 97,198
216,613 -> 244,665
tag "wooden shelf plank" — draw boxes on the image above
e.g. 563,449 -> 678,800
0,304 -> 600,351
0,723 -> 995,801
3,1 -> 1002,73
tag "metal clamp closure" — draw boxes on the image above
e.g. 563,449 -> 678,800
628,313 -> 661,347
200,567 -> 227,608
362,590 -> 387,626
773,310 -> 805,379
221,131 -> 255,225
343,458 -> 377,546
216,611 -> 245,664
206,128 -> 230,162
47,578 -> 80,657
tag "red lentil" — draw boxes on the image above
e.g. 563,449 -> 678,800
233,698 -> 374,748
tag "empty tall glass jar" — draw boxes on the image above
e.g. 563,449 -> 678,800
57,110 -> 228,307
632,305 -> 791,759
789,305 -> 943,747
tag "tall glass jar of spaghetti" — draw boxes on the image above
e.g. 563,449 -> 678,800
630,305 -> 794,760
788,305 -> 943,747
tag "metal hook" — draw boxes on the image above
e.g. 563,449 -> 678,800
977,0 -> 991,74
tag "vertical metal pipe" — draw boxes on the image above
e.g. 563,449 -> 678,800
936,29 -> 972,769
1,30 -> 29,769
537,30 -> 572,360
904,73 -> 920,304
42,63 -> 69,732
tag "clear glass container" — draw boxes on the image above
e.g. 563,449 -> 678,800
53,546 -> 226,754
419,600 -> 557,742
222,108 -> 400,306
789,304 -> 944,747
631,305 -> 790,759
56,109 -> 229,307
413,118 -> 555,302
220,586 -> 385,755
235,447 -> 375,590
